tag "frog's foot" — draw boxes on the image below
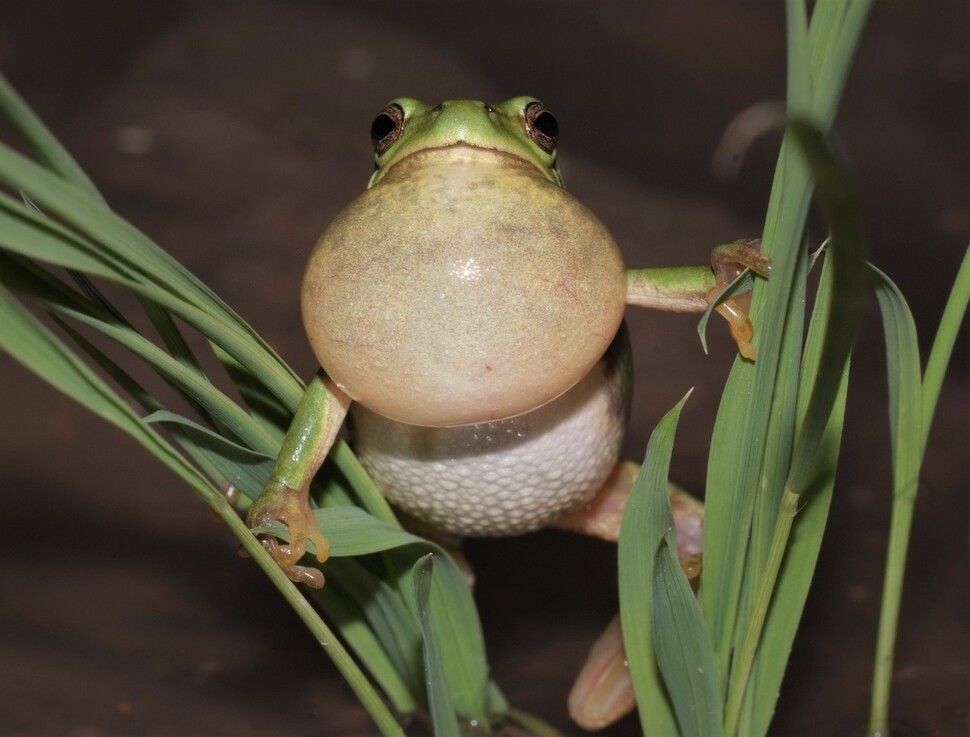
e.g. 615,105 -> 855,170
567,615 -> 630,730
709,238 -> 771,361
246,479 -> 330,589
555,460 -> 705,730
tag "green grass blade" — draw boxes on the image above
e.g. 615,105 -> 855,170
866,266 -> 922,735
870,267 -> 924,496
424,549 -> 495,724
702,0 -> 871,708
48,300 -> 276,451
701,139 -> 810,684
211,341 -> 293,434
725,116 -> 867,735
0,140 -> 236,318
0,73 -> 102,196
652,531 -> 722,737
808,0 -> 874,126
0,141 -> 302,390
783,122 -> 866,491
412,554 -> 461,737
785,0 -> 811,115
324,557 -> 424,699
220,504 -> 409,737
137,298 -> 229,433
0,281 -> 216,495
314,579 -> 420,714
0,283 -> 410,737
145,410 -> 276,497
866,254 -> 968,735
745,254 -> 846,735
0,188 -> 304,410
619,392 -> 694,736
263,506 -> 497,723
919,245 -> 970,451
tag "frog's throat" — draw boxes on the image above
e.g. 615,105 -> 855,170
370,143 -> 559,188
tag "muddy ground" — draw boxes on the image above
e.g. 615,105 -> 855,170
0,2 -> 966,736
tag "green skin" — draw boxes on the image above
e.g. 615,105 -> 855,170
247,97 -> 768,589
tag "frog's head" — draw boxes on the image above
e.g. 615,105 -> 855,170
367,97 -> 563,189
302,98 -> 626,427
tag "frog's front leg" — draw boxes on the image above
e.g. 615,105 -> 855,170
247,372 -> 351,589
552,461 -> 705,730
626,238 -> 770,359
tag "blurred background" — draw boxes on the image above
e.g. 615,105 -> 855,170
0,2 -> 966,735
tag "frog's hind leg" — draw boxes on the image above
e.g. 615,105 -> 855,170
551,460 -> 704,730
552,460 -> 704,556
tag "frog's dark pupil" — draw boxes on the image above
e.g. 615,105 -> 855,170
533,111 -> 558,140
370,113 -> 396,145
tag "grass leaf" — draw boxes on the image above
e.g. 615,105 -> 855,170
619,391 -> 693,736
412,554 -> 461,737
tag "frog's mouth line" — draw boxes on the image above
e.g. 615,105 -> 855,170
376,142 -> 561,187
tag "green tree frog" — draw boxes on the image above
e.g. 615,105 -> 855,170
247,97 -> 768,729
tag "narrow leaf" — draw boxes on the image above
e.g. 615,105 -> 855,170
145,410 -> 276,498
412,554 -> 461,737
619,391 -> 695,736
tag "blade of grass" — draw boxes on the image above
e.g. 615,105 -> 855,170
323,557 -> 424,699
701,0 -> 871,704
220,503 -> 409,737
145,410 -> 276,497
412,554 -> 461,737
619,392 -> 695,736
866,267 -> 921,737
0,280 -> 224,501
867,249 -> 969,735
313,579 -> 420,715
0,141 -> 302,394
0,279 -> 411,737
212,342 -> 293,433
918,246 -> 970,451
0,73 -> 102,196
0,195 -> 304,408
745,250 -> 843,735
724,117 -> 867,737
652,527 -> 722,737
1,158 -> 397,523
270,506 -> 496,724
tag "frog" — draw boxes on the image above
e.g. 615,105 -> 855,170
246,97 -> 769,730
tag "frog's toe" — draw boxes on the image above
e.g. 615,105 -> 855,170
567,615 -> 636,730
253,530 -> 326,589
247,479 -> 330,587
715,296 -> 758,360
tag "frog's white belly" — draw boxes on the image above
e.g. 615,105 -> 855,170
350,343 -> 630,537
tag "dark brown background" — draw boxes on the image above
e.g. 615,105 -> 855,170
0,2 -> 966,735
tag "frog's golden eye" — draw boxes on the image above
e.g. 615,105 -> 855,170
371,103 -> 405,156
524,101 -> 558,153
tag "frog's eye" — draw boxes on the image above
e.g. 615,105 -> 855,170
524,102 -> 558,153
371,103 -> 406,156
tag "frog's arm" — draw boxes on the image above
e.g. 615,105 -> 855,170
246,371 -> 351,589
626,239 -> 770,360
